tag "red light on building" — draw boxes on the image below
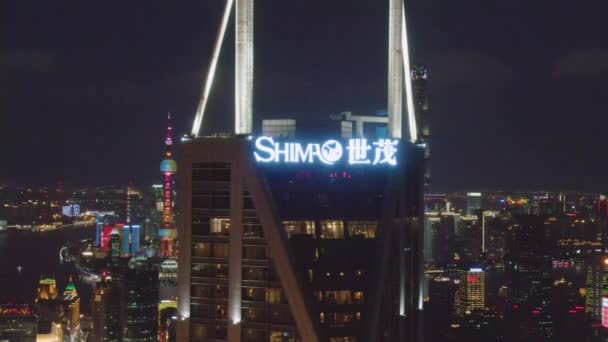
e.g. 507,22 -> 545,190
512,304 -> 519,310
532,310 -> 540,315
568,310 -> 577,314
101,224 -> 114,252
467,275 -> 479,283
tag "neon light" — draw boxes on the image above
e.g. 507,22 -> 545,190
469,268 -> 483,272
253,137 -> 399,166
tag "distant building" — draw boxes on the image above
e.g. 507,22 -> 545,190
455,267 -> 486,316
159,113 -> 177,257
90,277 -> 111,342
122,224 -> 141,255
411,64 -> 431,191
505,215 -> 553,340
0,304 -> 37,342
37,278 -> 58,300
90,257 -> 159,342
466,192 -> 483,215
123,257 -> 159,341
586,256 -> 608,319
95,212 -> 118,247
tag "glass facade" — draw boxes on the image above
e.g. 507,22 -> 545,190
189,162 -> 298,341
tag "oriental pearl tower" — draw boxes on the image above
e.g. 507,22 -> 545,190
159,113 -> 177,257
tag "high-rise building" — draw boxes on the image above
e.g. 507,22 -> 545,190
505,215 -> 553,341
0,304 -> 37,342
37,278 -> 58,300
160,113 -> 177,257
61,277 -> 82,340
176,132 -> 425,341
455,268 -> 486,317
90,277 -> 111,342
95,212 -> 118,247
110,228 -> 121,266
586,256 -> 608,319
424,212 -> 458,266
126,182 -> 145,225
122,224 -> 141,255
466,192 -> 483,215
123,257 -> 160,342
411,65 -> 430,191
91,258 -> 159,342
597,196 -> 608,242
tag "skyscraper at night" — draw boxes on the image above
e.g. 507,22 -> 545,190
180,0 -> 423,340
411,64 -> 430,191
455,267 -> 486,317
160,113 -> 177,257
586,256 -> 608,320
177,133 -> 425,341
505,215 -> 553,341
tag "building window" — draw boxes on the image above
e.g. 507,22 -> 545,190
268,288 -> 286,304
269,310 -> 293,325
215,305 -> 227,319
283,220 -> 315,238
243,287 -> 266,302
192,243 -> 210,257
212,243 -> 229,258
243,329 -> 267,342
243,245 -> 267,260
190,323 -> 209,339
354,291 -> 365,304
212,285 -> 228,298
212,264 -> 229,278
243,267 -> 268,281
190,304 -> 210,319
243,216 -> 263,238
347,220 -> 377,238
191,263 -> 209,277
270,331 -> 296,342
320,220 -> 344,239
324,290 -> 353,304
191,284 -> 209,298
210,218 -> 230,235
243,308 -> 267,323
192,219 -> 210,235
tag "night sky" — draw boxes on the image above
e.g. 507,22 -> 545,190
2,1 -> 608,191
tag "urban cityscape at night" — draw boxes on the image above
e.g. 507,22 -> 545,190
2,1 -> 608,342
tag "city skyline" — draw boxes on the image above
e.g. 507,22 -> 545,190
3,1 -> 608,190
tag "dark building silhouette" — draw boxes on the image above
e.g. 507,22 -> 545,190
504,215 -> 553,341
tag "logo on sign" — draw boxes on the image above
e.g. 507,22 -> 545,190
253,137 -> 398,166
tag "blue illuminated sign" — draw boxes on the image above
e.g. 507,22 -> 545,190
253,137 -> 399,166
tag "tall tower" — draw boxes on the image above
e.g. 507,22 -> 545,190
159,113 -> 177,257
412,65 -> 430,191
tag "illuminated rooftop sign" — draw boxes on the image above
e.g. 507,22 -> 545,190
253,136 -> 399,166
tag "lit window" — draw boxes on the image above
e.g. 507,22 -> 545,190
210,218 -> 230,235
283,220 -> 315,238
347,220 -> 377,238
320,220 -> 344,239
